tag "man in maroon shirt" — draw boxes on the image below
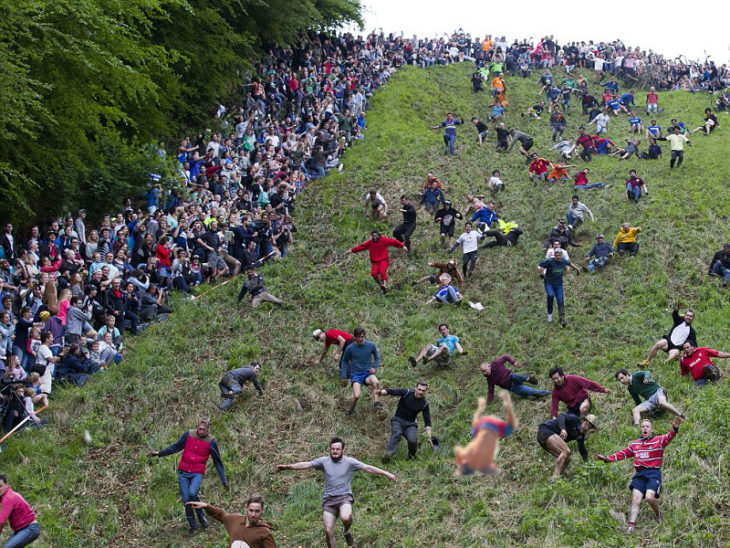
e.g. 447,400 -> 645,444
0,475 -> 40,547
479,355 -> 550,404
549,367 -> 609,418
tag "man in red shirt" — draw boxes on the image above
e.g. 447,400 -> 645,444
528,154 -> 551,182
148,419 -> 228,535
595,417 -> 683,532
0,475 -> 40,547
549,367 -> 609,418
350,230 -> 406,293
680,341 -> 729,387
313,328 -> 354,372
646,87 -> 659,114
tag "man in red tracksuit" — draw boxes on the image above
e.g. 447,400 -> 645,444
596,417 -> 683,532
149,419 -> 228,535
351,230 -> 406,293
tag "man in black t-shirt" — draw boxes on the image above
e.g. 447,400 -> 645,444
434,201 -> 462,248
380,382 -> 434,460
472,117 -> 488,145
495,123 -> 510,151
393,195 -> 417,251
537,413 -> 596,478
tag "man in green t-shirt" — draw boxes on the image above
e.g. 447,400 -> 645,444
615,369 -> 685,427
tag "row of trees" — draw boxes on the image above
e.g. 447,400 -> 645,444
0,0 -> 362,226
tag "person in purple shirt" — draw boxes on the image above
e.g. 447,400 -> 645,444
480,355 -> 551,403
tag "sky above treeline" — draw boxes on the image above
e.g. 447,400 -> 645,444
346,0 -> 728,64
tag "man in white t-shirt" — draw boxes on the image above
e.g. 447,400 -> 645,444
35,331 -> 59,395
449,222 -> 485,279
364,190 -> 388,220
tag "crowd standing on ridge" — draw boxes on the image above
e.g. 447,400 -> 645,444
1,27 -> 728,547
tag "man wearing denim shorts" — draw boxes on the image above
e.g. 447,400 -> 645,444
614,369 -> 684,427
277,437 -> 397,548
341,328 -> 382,415
408,323 -> 466,367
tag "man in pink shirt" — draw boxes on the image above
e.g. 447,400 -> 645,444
0,475 -> 40,547
549,367 -> 609,418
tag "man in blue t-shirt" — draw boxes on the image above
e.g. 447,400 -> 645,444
538,248 -> 576,327
409,323 -> 466,367
341,327 -> 382,415
646,120 -> 662,139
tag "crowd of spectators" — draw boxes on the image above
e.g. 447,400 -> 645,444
0,28 -> 727,438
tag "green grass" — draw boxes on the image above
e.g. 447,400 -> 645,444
4,64 -> 729,547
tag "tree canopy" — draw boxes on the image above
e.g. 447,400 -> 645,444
0,0 -> 362,225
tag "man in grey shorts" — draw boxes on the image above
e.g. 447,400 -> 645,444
276,437 -> 397,547
615,369 -> 685,427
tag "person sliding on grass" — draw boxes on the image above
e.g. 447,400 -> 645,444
640,305 -> 696,366
454,391 -> 516,476
408,323 -> 466,368
238,266 -> 284,308
508,129 -> 535,162
537,413 -> 597,479
219,362 -> 265,411
276,437 -> 397,548
380,382 -> 434,461
340,328 -> 382,415
679,341 -> 729,387
480,355 -> 550,403
426,274 -> 463,305
480,218 -> 523,249
613,223 -> 642,257
148,419 -> 228,535
595,417 -> 683,533
615,369 -> 685,426
350,230 -> 405,294
583,233 -> 613,273
549,367 -> 608,419
414,258 -> 464,291
186,494 -> 277,548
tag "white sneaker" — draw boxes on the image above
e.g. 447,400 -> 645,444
547,314 -> 553,322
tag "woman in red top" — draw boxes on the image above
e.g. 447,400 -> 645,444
0,475 -> 40,547
156,236 -> 173,282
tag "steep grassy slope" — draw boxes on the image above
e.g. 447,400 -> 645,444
4,64 -> 729,547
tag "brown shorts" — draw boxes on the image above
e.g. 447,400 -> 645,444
322,494 -> 354,516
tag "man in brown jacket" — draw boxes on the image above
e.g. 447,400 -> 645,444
187,494 -> 276,547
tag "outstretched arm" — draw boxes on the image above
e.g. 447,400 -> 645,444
277,462 -> 314,471
361,464 -> 397,482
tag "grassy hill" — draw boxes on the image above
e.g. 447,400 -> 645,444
5,63 -> 729,547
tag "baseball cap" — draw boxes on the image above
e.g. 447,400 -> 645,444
312,329 -> 322,340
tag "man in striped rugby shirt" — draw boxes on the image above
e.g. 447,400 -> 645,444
595,417 -> 683,532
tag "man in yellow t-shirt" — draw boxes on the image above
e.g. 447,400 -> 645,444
613,223 -> 642,257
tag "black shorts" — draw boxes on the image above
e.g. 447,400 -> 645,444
662,336 -> 684,352
566,396 -> 592,416
537,425 -> 557,450
522,138 -> 534,151
440,223 -> 456,237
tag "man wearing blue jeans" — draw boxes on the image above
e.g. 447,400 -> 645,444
0,476 -> 40,547
431,113 -> 462,155
538,249 -> 575,327
149,419 -> 228,535
708,243 -> 730,283
481,355 -> 550,403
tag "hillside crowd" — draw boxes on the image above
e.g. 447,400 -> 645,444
0,27 -> 728,548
